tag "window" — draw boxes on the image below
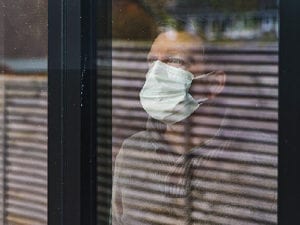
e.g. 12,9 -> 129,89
0,1 -> 48,224
100,1 -> 278,224
48,1 -> 300,225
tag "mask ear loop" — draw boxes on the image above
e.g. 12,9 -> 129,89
193,71 -> 215,80
192,71 -> 216,104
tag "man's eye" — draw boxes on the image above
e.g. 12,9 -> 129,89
166,58 -> 186,66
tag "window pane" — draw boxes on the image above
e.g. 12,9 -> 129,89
0,1 -> 48,224
97,0 -> 278,224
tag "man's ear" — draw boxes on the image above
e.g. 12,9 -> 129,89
207,70 -> 226,99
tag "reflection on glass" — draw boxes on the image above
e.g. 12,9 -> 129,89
97,1 -> 278,224
0,1 -> 48,224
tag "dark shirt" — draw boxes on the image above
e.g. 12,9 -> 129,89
112,116 -> 277,225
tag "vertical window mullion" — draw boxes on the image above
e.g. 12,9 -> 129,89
49,0 -> 96,224
279,0 -> 300,224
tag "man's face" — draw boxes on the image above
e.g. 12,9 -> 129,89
147,30 -> 208,101
147,30 -> 204,73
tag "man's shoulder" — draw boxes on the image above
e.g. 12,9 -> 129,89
224,129 -> 277,166
229,129 -> 277,145
122,130 -> 153,147
117,130 -> 155,156
114,130 -> 157,167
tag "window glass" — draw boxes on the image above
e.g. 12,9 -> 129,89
0,1 -> 48,224
97,1 -> 278,224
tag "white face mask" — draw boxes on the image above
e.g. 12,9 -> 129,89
139,60 -> 211,125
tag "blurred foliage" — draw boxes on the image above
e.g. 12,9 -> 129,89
175,0 -> 278,12
112,0 -> 158,40
138,0 -> 179,27
111,0 -> 278,41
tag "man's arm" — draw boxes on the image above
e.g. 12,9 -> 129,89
112,149 -> 124,224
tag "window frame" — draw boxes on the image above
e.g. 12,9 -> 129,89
48,0 -> 300,224
278,0 -> 300,224
48,0 -> 97,224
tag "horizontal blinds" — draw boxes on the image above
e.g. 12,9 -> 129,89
1,76 -> 47,225
0,78 -> 5,225
97,42 -> 278,225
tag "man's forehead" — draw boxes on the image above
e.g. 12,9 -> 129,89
149,30 -> 203,54
155,30 -> 202,42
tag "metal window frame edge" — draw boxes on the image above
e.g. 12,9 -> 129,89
48,0 -> 97,224
278,0 -> 300,224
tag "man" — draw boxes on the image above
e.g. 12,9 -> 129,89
112,29 -> 277,225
